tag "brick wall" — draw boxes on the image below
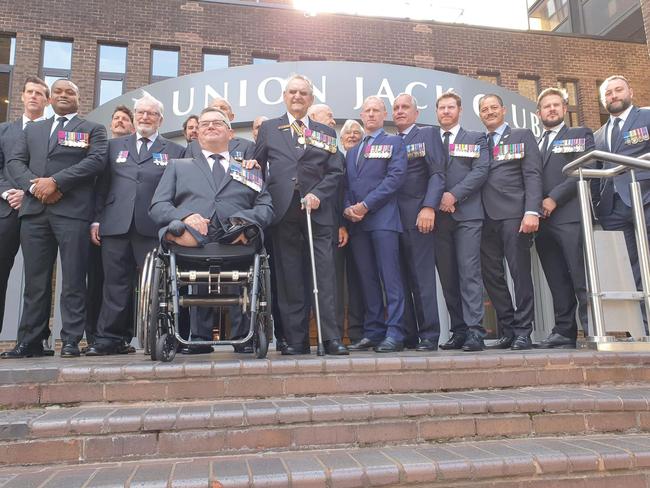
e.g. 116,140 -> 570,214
1,0 -> 649,129
642,0 -> 650,57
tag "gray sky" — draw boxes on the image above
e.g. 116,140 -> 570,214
293,0 -> 530,30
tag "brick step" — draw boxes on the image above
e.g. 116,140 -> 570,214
2,350 -> 649,408
2,386 -> 650,466
3,434 -> 650,487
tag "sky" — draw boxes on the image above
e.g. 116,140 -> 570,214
292,0 -> 530,30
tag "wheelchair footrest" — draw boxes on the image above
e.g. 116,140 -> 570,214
179,295 -> 241,307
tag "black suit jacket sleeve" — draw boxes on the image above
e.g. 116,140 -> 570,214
0,122 -> 14,194
449,133 -> 490,202
547,129 -> 595,206
149,162 -> 194,225
6,129 -> 38,191
93,148 -> 112,222
522,130 -> 544,214
252,123 -> 270,178
422,127 -> 446,209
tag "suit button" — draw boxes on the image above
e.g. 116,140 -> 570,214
216,198 -> 221,202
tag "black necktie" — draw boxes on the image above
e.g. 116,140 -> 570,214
357,136 -> 371,167
49,116 -> 67,150
443,131 -> 451,161
540,130 -> 553,158
610,117 -> 622,152
138,137 -> 150,160
212,154 -> 226,186
487,132 -> 496,159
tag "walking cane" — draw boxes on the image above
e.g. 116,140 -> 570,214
302,198 -> 326,356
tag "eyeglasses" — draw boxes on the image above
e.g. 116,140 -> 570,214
198,119 -> 229,129
135,110 -> 161,118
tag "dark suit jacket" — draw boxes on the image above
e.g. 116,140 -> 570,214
7,115 -> 108,221
253,114 -> 344,226
542,125 -> 595,224
229,137 -> 255,161
397,125 -> 445,230
345,129 -> 407,233
149,154 -> 274,233
0,119 -> 22,218
95,133 -> 185,237
482,125 -> 543,220
443,128 -> 490,221
594,106 -> 650,214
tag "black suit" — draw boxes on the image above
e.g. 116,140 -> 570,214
536,124 -> 593,339
0,119 -> 24,331
94,133 -> 185,346
7,115 -> 108,346
254,114 -> 344,348
434,127 -> 490,337
481,125 -> 543,338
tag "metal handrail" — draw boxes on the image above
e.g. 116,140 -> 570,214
562,150 -> 650,178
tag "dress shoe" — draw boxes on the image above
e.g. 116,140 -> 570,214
276,338 -> 289,353
415,338 -> 438,351
233,343 -> 254,353
120,341 -> 136,354
510,335 -> 533,350
180,344 -> 214,355
0,342 -> 45,359
537,333 -> 576,349
404,337 -> 419,350
60,342 -> 81,358
374,337 -> 404,353
85,342 -> 118,356
439,333 -> 467,350
281,345 -> 310,355
347,338 -> 378,351
324,339 -> 349,355
42,340 -> 55,357
487,336 -> 514,349
462,333 -> 485,352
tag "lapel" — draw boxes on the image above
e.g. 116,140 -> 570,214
615,107 -> 640,153
45,116 -> 58,155
276,114 -> 298,157
544,125 -> 568,167
347,141 -> 361,179
358,130 -> 386,174
194,152 -> 217,193
403,125 -> 419,146
140,135 -> 165,165
448,128 -> 467,167
498,125 -> 511,146
126,134 -> 139,164
229,138 -> 241,155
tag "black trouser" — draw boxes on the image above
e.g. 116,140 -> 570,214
0,209 -> 20,333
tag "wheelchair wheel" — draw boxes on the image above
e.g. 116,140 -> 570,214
253,254 -> 273,359
137,251 -> 155,353
154,333 -> 177,362
147,255 -> 177,361
254,314 -> 269,359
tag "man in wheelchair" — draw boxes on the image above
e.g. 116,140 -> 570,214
149,107 -> 273,353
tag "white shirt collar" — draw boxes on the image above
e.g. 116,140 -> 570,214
440,124 -> 460,138
22,114 -> 45,129
287,112 -> 310,129
610,105 -> 633,125
52,112 -> 76,122
202,149 -> 230,169
543,121 -> 564,135
399,124 -> 416,136
136,131 -> 158,144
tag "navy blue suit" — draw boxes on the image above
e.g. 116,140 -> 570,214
434,128 -> 490,337
345,129 -> 407,342
396,125 -> 445,344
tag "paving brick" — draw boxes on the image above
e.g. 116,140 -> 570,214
475,415 -> 532,437
419,417 -> 476,440
292,423 -> 357,447
129,462 -> 174,487
166,378 -> 226,400
85,466 -> 137,487
105,382 -> 167,403
380,446 -> 437,483
0,438 -> 80,465
83,433 -> 158,462
348,449 -> 400,486
357,421 -> 418,445
248,457 -> 289,487
0,385 -> 39,408
175,405 -> 213,430
142,406 -> 180,430
244,401 -> 279,425
159,430 -> 227,456
315,451 -> 364,488
226,427 -> 291,451
533,413 -> 587,434
281,453 -> 327,487
223,376 -> 284,398
585,412 -> 638,432
41,467 -> 97,488
211,458 -> 250,487
68,408 -> 115,435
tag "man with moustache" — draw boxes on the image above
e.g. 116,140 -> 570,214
434,91 -> 490,352
110,105 -> 135,138
87,92 -> 185,355
3,79 -> 107,358
595,76 -> 650,310
345,96 -> 407,352
479,93 -> 543,351
0,76 -> 50,351
253,74 -> 347,355
534,87 -> 593,348
183,115 -> 199,143
392,93 -> 445,351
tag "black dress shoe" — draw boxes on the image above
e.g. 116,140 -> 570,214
0,342 -> 45,359
85,343 -> 119,356
120,341 -> 136,354
439,333 -> 467,350
42,340 -> 55,356
347,338 -> 378,351
415,338 -> 438,351
374,337 -> 404,353
324,339 -> 349,355
276,338 -> 289,353
462,333 -> 485,352
404,337 -> 419,350
537,333 -> 576,349
487,336 -> 514,349
233,343 -> 254,353
510,335 -> 533,350
181,344 -> 214,355
281,345 -> 310,355
61,342 -> 81,358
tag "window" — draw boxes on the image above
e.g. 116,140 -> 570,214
41,39 -> 72,84
528,0 -> 570,31
517,77 -> 539,101
96,44 -> 127,106
0,35 -> 14,122
557,80 -> 579,126
203,52 -> 229,71
435,66 -> 459,74
151,48 -> 178,82
476,73 -> 499,86
252,56 -> 277,65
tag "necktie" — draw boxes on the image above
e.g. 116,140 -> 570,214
398,132 -> 405,138
212,154 -> 226,186
138,137 -> 150,160
540,130 -> 553,158
48,116 -> 67,150
291,119 -> 305,145
443,131 -> 451,161
487,132 -> 496,159
357,136 -> 371,167
610,117 -> 622,152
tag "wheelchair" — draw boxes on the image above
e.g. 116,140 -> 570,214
136,238 -> 273,362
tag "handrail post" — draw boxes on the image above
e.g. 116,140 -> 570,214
628,169 -> 650,336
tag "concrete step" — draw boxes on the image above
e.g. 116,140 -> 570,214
2,350 -> 649,408
2,434 -> 650,487
2,386 -> 650,466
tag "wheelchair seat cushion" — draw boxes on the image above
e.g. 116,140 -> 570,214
169,242 -> 258,266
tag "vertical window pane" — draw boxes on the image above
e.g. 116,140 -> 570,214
99,45 -> 126,73
252,57 -> 277,65
98,79 -> 123,105
152,49 -> 178,78
517,78 -> 538,101
0,36 -> 13,65
43,40 -> 72,70
203,53 -> 228,71
0,72 -> 9,122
